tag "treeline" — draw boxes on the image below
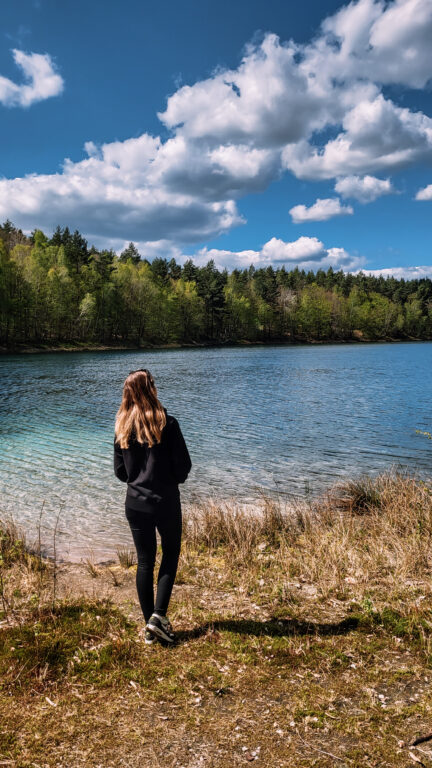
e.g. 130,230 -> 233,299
1,220 -> 431,348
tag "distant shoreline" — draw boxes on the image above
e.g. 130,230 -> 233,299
0,336 -> 429,355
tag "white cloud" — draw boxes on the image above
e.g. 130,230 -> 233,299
83,141 -> 100,159
148,135 -> 281,201
0,48 -> 63,107
335,174 -> 394,202
282,94 -> 432,180
305,0 -> 432,90
261,236 -> 325,261
184,236 -> 364,272
103,234 -> 364,274
158,0 -> 432,159
290,197 -> 353,223
356,265 -> 432,279
0,134 -> 244,244
415,184 -> 432,201
1,0 -> 432,246
158,34 -> 334,149
368,0 -> 432,88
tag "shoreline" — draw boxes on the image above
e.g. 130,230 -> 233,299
0,335 -> 429,355
3,496 -> 286,566
6,467 -> 431,566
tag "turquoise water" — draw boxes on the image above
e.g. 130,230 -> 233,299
0,342 -> 431,560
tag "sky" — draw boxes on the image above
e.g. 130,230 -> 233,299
0,0 -> 431,277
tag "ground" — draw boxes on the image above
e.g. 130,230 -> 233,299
1,471 -> 432,767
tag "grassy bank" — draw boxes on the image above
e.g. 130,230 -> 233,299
1,471 -> 432,766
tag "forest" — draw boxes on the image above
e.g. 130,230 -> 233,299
1,220 -> 431,349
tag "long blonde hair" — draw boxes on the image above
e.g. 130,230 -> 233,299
115,369 -> 167,448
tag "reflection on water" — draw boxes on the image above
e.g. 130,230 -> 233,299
0,342 -> 431,560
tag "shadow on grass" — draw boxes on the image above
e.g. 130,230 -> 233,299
174,615 -> 360,645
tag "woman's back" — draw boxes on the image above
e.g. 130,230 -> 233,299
114,406 -> 192,509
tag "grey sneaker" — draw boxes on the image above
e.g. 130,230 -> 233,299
144,627 -> 157,645
146,613 -> 175,643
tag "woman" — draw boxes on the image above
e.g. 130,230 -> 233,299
114,368 -> 192,645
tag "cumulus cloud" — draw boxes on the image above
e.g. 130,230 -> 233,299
90,234 -> 359,273
356,265 -> 432,279
0,48 -> 63,107
261,236 -> 325,261
415,184 -> 432,201
335,174 -> 394,202
184,236 -> 364,272
365,0 -> 432,88
160,0 -> 432,180
282,95 -> 432,180
305,0 -> 432,90
158,34 -> 335,149
290,197 -> 353,223
149,136 -> 281,201
1,0 -> 432,248
0,133 -> 244,243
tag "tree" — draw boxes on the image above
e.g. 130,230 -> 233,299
276,286 -> 298,338
170,278 -> 204,341
297,285 -> 332,340
150,257 -> 170,285
119,242 -> 141,264
195,259 -> 227,340
46,247 -> 75,340
182,259 -> 199,282
224,272 -> 257,340
50,227 -> 89,273
0,220 -> 29,252
1,222 -> 432,348
168,257 -> 182,280
404,297 -> 425,337
79,293 -> 97,337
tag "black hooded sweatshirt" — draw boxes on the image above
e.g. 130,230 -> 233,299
114,407 -> 192,511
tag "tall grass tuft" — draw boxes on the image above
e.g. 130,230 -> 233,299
326,473 -> 382,515
116,548 -> 136,568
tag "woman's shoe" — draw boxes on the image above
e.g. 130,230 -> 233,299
146,613 -> 175,643
144,627 -> 157,645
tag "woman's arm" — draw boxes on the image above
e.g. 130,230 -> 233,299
169,418 -> 192,484
114,438 -> 128,482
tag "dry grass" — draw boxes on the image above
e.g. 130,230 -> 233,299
290,470 -> 432,607
182,470 -> 432,605
1,470 -> 432,767
84,557 -> 100,578
182,492 -> 301,561
116,547 -> 136,569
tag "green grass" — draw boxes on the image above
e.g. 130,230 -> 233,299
0,600 -> 138,687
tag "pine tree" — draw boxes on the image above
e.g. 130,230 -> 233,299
119,242 -> 141,264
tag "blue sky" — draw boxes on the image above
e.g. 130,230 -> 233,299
0,0 -> 431,276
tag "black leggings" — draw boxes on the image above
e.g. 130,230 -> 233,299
125,489 -> 182,623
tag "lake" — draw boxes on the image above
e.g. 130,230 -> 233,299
0,342 -> 431,560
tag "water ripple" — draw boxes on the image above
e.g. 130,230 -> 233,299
1,342 -> 431,560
